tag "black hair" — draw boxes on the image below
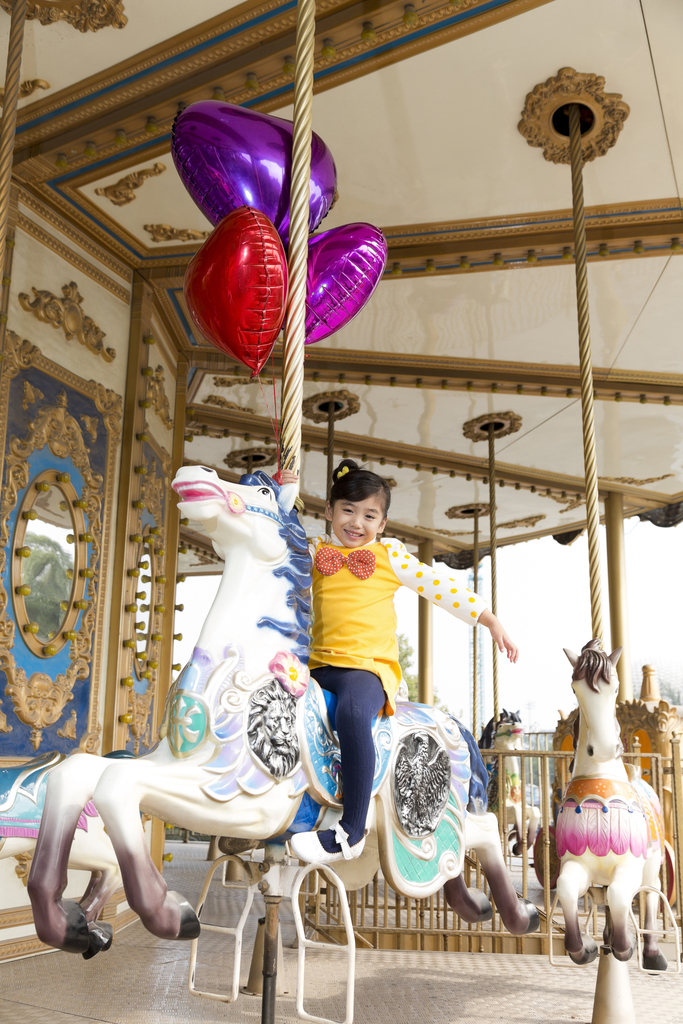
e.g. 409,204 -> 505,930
329,459 -> 391,517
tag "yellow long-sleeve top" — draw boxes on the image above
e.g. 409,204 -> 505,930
309,536 -> 488,716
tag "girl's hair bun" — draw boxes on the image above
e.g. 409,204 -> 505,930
333,458 -> 359,481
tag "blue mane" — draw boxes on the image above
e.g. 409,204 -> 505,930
241,471 -> 312,664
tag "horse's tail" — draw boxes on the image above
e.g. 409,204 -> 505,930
450,716 -> 489,814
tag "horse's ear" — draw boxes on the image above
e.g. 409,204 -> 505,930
278,482 -> 298,513
563,648 -> 579,668
609,647 -> 623,667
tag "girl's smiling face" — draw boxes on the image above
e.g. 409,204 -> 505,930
325,493 -> 388,548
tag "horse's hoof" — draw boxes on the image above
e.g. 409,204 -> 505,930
467,887 -> 493,923
511,842 -> 523,857
518,897 -> 540,935
643,951 -> 668,972
82,921 -> 113,960
169,891 -> 201,940
612,936 -> 636,963
567,937 -> 598,965
61,899 -> 91,955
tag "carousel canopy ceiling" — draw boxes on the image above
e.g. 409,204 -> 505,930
6,0 -> 683,558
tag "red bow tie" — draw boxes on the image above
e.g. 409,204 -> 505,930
315,545 -> 376,580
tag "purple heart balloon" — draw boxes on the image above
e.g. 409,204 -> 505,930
172,101 -> 337,247
305,224 -> 387,345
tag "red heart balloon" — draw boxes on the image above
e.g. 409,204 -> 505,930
184,206 -> 287,374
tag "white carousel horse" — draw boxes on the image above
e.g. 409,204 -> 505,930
0,750 -> 122,957
479,709 -> 541,855
28,466 -> 538,956
555,640 -> 668,970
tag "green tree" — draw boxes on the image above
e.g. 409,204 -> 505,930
397,632 -> 418,701
23,534 -> 73,639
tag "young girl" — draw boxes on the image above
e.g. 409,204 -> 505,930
282,459 -> 518,865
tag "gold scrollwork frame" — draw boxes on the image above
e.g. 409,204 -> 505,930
0,331 -> 122,755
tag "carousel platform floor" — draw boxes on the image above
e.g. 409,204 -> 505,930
0,843 -> 680,1024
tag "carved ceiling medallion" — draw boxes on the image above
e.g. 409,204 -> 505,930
462,411 -> 522,442
144,224 -> 211,244
518,67 -> 630,165
224,447 -> 277,471
0,0 -> 126,31
19,281 -> 115,362
302,389 -> 360,423
94,163 -> 165,207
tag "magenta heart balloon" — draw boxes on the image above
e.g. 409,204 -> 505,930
305,224 -> 387,345
172,101 -> 337,247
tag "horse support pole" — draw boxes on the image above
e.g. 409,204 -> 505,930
261,895 -> 282,1024
591,907 -> 636,1024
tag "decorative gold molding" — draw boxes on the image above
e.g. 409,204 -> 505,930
0,698 -> 11,733
13,851 -> 32,885
18,281 -> 115,362
201,395 -> 255,414
0,79 -> 49,106
6,661 -> 87,750
499,514 -> 546,530
518,67 -> 630,165
213,375 -> 258,389
0,331 -> 122,749
0,905 -> 33,929
144,224 -> 210,244
57,707 -> 77,738
17,189 -> 130,282
602,474 -> 674,487
17,213 -> 130,301
94,163 -> 165,207
22,380 -> 43,410
0,0 -> 127,32
12,0 -> 549,156
145,365 -> 173,429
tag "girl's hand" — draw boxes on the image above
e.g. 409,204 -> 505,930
478,610 -> 519,664
280,469 -> 299,485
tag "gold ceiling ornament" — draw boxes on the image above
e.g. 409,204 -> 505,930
301,389 -> 360,423
202,394 -> 255,414
144,224 -> 211,244
0,78 -> 50,106
518,67 -> 630,165
0,0 -> 127,31
462,411 -> 522,442
144,365 -> 173,429
18,281 -> 116,362
94,162 -> 165,207
602,474 -> 673,486
0,698 -> 11,733
213,375 -> 257,389
445,502 -> 489,520
224,446 -> 277,470
498,514 -> 546,530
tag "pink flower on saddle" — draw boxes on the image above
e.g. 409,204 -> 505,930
269,651 -> 309,699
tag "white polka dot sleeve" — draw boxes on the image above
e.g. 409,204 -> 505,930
381,538 -> 488,625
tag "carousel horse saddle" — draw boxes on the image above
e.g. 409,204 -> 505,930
0,751 -> 64,838
299,680 -> 488,896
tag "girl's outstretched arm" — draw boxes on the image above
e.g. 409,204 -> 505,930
477,609 -> 518,663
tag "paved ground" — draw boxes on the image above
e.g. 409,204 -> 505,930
0,844 -> 680,1024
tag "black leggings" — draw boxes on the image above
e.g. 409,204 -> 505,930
311,666 -> 386,846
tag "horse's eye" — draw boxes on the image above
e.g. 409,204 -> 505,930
259,488 -> 271,497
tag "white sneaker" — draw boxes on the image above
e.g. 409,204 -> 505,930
291,825 -> 366,865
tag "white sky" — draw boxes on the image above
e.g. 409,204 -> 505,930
173,516 -> 683,736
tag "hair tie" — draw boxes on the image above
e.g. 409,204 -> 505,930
337,466 -> 350,479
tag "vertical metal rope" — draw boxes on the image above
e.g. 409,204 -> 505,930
0,0 -> 25,265
568,103 -> 603,641
325,406 -> 335,537
488,425 -> 499,721
472,510 -> 479,739
279,0 -> 316,484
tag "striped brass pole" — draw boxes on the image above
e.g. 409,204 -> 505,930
568,102 -> 603,641
488,424 -> 499,721
279,0 -> 316,483
325,405 -> 335,537
0,0 -> 25,268
472,510 -> 479,738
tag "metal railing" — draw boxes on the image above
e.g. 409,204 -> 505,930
295,743 -> 683,956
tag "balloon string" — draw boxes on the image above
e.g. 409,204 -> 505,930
256,357 -> 281,472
